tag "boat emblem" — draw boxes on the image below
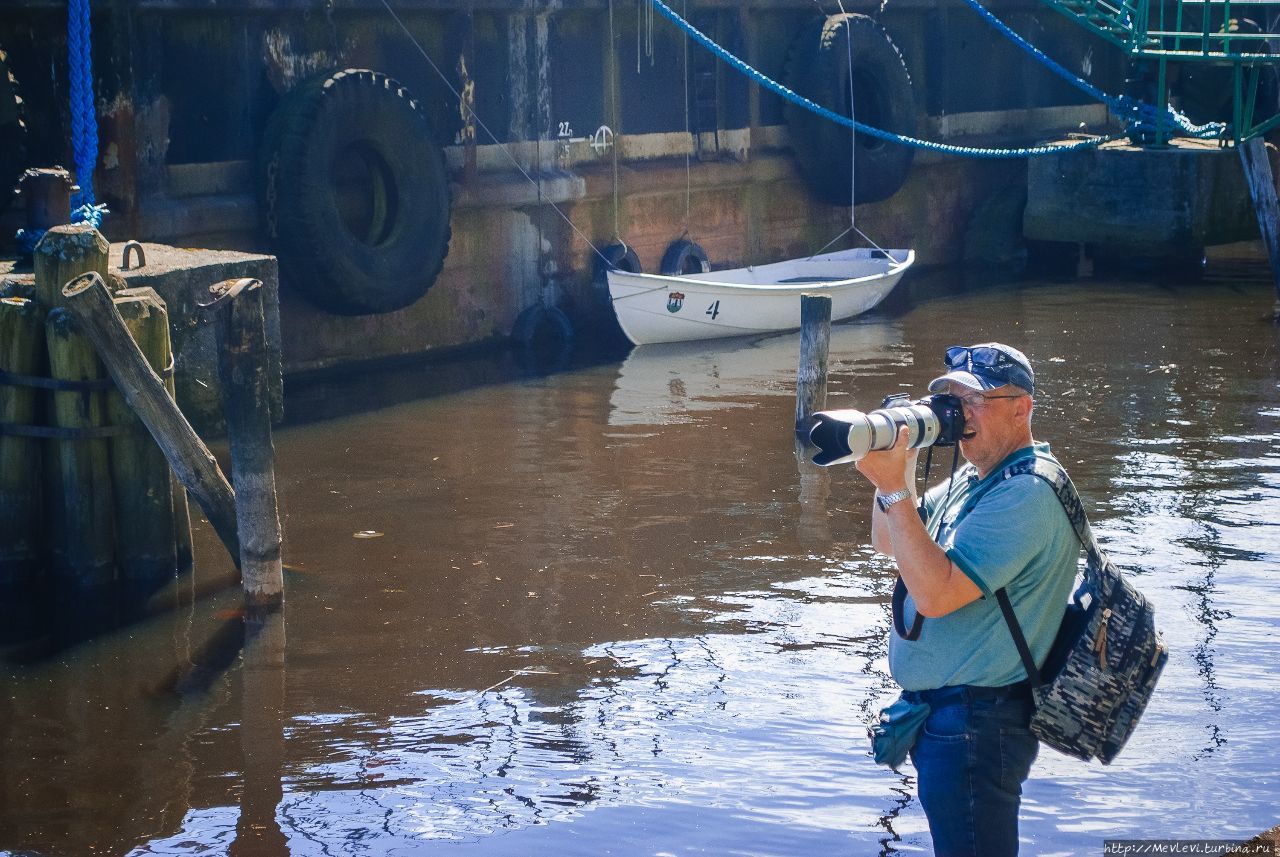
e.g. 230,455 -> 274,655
667,291 -> 685,313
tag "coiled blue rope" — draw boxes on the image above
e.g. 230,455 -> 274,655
15,0 -> 107,253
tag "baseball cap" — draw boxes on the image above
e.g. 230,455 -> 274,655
928,342 -> 1035,394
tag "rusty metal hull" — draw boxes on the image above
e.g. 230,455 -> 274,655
0,0 -> 1137,369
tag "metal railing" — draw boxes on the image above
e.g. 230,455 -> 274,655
1038,0 -> 1280,141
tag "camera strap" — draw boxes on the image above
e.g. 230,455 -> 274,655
893,445 -> 963,641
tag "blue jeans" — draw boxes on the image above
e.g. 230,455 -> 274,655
904,685 -> 1039,857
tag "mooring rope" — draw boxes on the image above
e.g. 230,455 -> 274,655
15,0 -> 108,253
647,0 -> 1131,158
68,0 -> 97,210
954,0 -> 1226,140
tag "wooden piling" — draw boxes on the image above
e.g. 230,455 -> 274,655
118,286 -> 194,575
60,271 -> 241,568
0,296 -> 46,602
1238,137 -> 1280,316
108,290 -> 183,601
795,293 -> 832,432
33,223 -> 109,309
18,167 -> 74,235
45,308 -> 116,595
206,278 -> 284,609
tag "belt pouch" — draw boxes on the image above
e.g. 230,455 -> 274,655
868,694 -> 931,770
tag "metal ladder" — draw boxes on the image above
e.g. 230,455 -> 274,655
1039,0 -> 1280,142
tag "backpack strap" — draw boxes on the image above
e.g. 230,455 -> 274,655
997,457 -> 1106,576
993,456 -> 1105,689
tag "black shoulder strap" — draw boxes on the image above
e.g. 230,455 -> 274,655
994,456 -> 1104,688
893,576 -> 924,640
996,588 -> 1042,687
996,457 -> 1105,572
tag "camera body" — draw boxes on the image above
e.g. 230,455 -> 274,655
808,393 -> 965,466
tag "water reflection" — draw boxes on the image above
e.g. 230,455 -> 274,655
2,269 -> 1279,856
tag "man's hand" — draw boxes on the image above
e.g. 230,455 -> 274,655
858,425 -> 981,618
856,425 -> 919,495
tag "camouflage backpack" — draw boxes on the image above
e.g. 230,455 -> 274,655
994,457 -> 1168,764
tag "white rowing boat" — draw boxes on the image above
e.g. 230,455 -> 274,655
605,247 -> 914,345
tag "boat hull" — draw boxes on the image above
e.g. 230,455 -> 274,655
606,248 -> 913,345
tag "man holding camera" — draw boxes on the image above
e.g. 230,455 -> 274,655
855,343 -> 1078,857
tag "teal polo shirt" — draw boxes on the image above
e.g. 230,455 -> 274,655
888,442 -> 1079,691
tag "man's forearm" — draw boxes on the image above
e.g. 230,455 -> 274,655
881,501 -> 977,617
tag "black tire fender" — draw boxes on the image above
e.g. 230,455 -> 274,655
512,303 -> 575,351
594,241 -> 644,286
783,14 -> 916,206
659,239 -> 710,276
0,47 -> 27,222
259,68 -> 451,315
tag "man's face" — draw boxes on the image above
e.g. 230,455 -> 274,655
948,382 -> 1030,476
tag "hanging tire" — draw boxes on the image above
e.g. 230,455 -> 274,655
659,239 -> 710,275
259,68 -> 451,315
512,304 -> 574,350
0,47 -> 27,222
594,241 -> 644,285
783,14 -> 916,206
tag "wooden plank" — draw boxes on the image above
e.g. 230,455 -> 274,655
1238,137 -> 1280,313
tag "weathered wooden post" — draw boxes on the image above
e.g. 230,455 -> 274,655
795,293 -> 832,432
107,289 -> 186,601
60,271 -> 241,567
33,223 -> 109,309
1238,137 -> 1280,317
0,296 -> 47,634
45,308 -> 116,596
18,168 -> 75,238
118,286 -> 193,575
205,278 -> 284,610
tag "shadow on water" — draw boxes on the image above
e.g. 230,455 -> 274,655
283,337 -> 630,428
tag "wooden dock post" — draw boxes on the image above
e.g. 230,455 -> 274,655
205,278 -> 284,610
795,293 -> 832,432
33,224 -> 109,309
0,296 -> 47,618
1238,137 -> 1280,317
60,271 -> 242,568
117,286 -> 195,575
45,308 -> 116,596
18,168 -> 74,237
108,290 -> 186,601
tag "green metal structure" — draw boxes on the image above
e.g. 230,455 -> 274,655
1041,0 -> 1280,142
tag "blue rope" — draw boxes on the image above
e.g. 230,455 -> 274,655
648,0 -> 1221,156
15,203 -> 109,255
955,0 -> 1226,140
647,0 -> 1121,158
67,0 -> 99,211
16,0 -> 108,253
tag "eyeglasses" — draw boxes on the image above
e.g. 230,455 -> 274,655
945,345 -> 1034,392
955,391 -> 1026,409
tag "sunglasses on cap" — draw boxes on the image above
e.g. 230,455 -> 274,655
945,345 -> 1034,392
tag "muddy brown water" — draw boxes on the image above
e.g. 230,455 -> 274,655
3,257 -> 1279,856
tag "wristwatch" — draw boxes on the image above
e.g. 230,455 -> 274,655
875,488 -> 913,512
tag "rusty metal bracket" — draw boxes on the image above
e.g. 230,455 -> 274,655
121,240 -> 146,271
